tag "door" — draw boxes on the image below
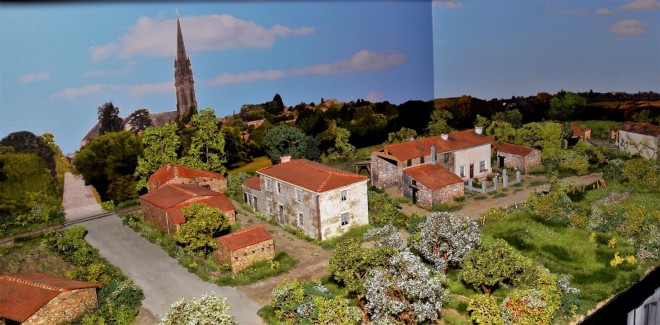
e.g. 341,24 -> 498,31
411,187 -> 418,204
278,204 -> 284,224
498,156 -> 505,168
469,164 -> 474,178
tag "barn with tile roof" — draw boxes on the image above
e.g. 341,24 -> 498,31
242,157 -> 369,241
496,142 -> 541,174
214,225 -> 274,273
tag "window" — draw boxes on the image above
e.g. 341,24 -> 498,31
298,212 -> 304,227
459,166 -> 465,177
407,160 -> 412,167
479,160 -> 486,172
340,190 -> 347,202
277,182 -> 283,194
420,156 -> 425,164
265,178 -> 273,192
267,199 -> 273,215
444,153 -> 450,163
341,213 -> 349,226
296,188 -> 303,202
412,179 -> 417,186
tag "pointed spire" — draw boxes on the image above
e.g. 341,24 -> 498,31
176,12 -> 187,61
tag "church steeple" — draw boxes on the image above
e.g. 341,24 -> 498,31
174,12 -> 197,118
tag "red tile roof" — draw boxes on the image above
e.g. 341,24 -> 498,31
0,273 -> 98,322
257,159 -> 368,193
243,175 -> 261,190
570,123 -> 588,138
403,164 -> 464,190
148,164 -> 225,188
140,183 -> 235,225
619,121 -> 660,137
497,142 -> 536,157
217,225 -> 273,251
379,129 -> 492,162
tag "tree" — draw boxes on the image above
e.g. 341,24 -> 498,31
271,279 -> 361,325
474,114 -> 490,129
160,293 -> 235,325
526,177 -> 574,223
459,239 -> 534,295
264,125 -> 308,164
134,123 -> 181,191
467,294 -> 504,325
548,92 -> 586,121
126,108 -> 152,134
272,93 -> 285,112
0,131 -> 56,177
179,109 -> 227,173
621,158 -> 659,189
415,212 -> 482,273
328,127 -> 352,159
222,128 -> 250,167
304,135 -> 322,162
174,203 -> 231,259
516,122 -> 562,150
364,250 -> 446,324
226,172 -> 252,203
74,131 -> 141,202
492,109 -> 523,128
426,109 -> 454,136
97,102 -> 124,135
486,120 -> 516,144
387,127 -> 417,144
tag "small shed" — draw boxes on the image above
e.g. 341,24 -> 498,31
402,163 -> 464,208
496,143 -> 541,174
570,123 -> 591,140
214,225 -> 275,274
0,273 -> 98,325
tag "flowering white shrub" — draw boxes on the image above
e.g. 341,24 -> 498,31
160,293 -> 235,325
364,224 -> 404,250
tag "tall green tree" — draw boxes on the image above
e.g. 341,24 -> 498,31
134,123 -> 181,191
386,127 -> 417,144
328,127 -> 352,159
74,131 -> 141,202
174,203 -> 231,259
126,108 -> 152,134
426,109 -> 454,136
179,109 -> 227,173
97,102 -> 124,135
0,131 -> 56,177
492,109 -> 523,128
548,92 -> 586,121
264,125 -> 308,164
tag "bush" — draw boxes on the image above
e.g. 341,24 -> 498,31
101,200 -> 116,212
480,207 -> 509,226
161,293 -> 236,325
528,165 -> 547,175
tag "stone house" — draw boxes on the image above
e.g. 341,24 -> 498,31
0,273 -> 98,325
616,121 -> 660,159
371,127 -> 493,196
214,225 -> 275,273
402,163 -> 464,208
496,142 -> 541,174
242,158 -> 369,241
148,164 -> 227,193
140,183 -> 235,235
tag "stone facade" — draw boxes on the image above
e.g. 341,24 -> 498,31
371,153 -> 401,189
23,288 -> 97,325
215,237 -> 274,274
141,200 -> 176,234
497,149 -> 541,174
156,176 -> 226,193
402,170 -> 464,208
243,186 -> 263,213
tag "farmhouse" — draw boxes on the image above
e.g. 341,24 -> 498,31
496,142 -> 541,174
371,127 -> 493,201
148,164 -> 227,193
214,225 -> 275,273
242,158 -> 369,241
616,121 -> 660,159
0,273 -> 98,325
140,183 -> 235,234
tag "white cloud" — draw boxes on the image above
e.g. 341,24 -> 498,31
621,0 -> 660,10
19,71 -> 51,84
209,50 -> 406,85
128,81 -> 172,97
611,19 -> 647,35
433,0 -> 462,9
91,14 -> 315,62
559,9 -> 589,16
366,91 -> 384,102
53,84 -> 108,100
595,7 -> 612,15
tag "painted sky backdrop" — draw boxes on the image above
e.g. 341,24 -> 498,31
1,0 -> 659,155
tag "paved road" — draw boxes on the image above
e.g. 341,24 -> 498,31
62,172 -> 263,324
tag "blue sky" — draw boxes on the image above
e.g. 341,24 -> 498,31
1,1 -> 659,155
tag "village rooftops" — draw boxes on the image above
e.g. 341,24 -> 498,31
217,224 -> 272,251
376,129 -> 493,162
403,163 -> 464,189
257,159 -> 368,193
243,175 -> 261,191
139,183 -> 234,224
0,273 -> 98,323
148,164 -> 225,188
497,142 -> 536,156
618,121 -> 660,137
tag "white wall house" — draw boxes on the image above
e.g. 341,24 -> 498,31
617,121 -> 660,159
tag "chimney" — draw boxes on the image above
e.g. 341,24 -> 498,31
441,134 -> 449,140
475,126 -> 483,135
280,156 -> 291,163
431,145 -> 436,163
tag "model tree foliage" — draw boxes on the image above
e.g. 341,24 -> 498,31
548,92 -> 586,121
387,127 -> 417,144
264,125 -> 308,164
160,293 -> 236,325
126,108 -> 152,134
174,203 -> 230,259
97,102 -> 124,135
0,131 -> 56,177
415,212 -> 482,273
179,108 -> 227,173
134,123 -> 181,191
425,109 -> 454,136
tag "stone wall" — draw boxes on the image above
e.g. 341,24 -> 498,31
242,185 -> 264,213
215,238 -> 275,273
141,200 -> 175,234
432,182 -> 464,205
318,181 -> 369,241
371,154 -> 401,189
401,172 -> 463,208
24,288 -> 97,325
618,131 -> 659,159
261,176 -> 321,240
525,150 -> 542,173
497,151 -> 525,173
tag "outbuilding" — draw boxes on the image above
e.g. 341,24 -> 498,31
214,225 -> 275,273
402,163 -> 464,208
496,142 -> 541,174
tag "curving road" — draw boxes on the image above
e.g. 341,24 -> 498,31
62,173 -> 264,324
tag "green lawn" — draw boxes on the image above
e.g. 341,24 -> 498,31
227,156 -> 272,175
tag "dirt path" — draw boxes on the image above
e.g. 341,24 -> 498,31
233,203 -> 332,305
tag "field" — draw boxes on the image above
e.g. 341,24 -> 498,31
227,156 -> 272,175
